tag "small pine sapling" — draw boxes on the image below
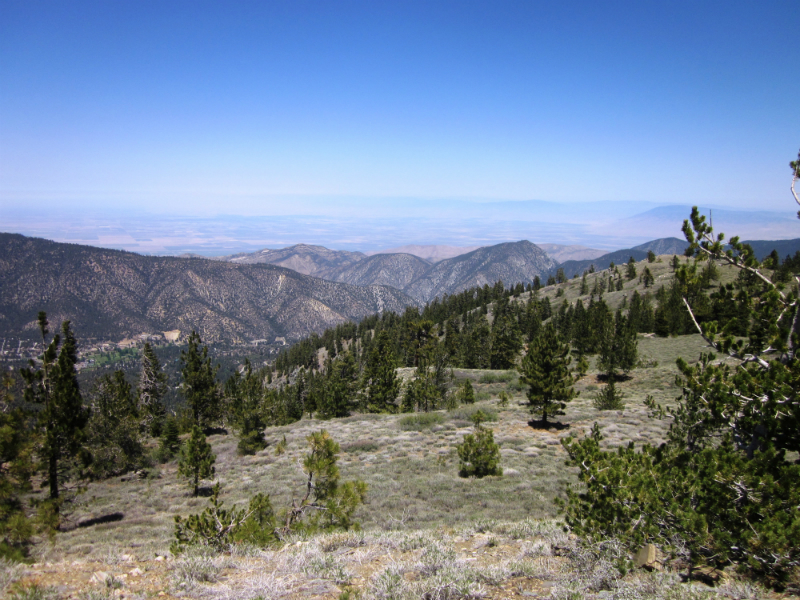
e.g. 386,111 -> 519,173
459,379 -> 475,404
177,425 -> 215,496
456,411 -> 502,478
592,377 -> 625,410
497,390 -> 510,407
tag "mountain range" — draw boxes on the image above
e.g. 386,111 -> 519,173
223,241 -> 557,304
0,234 -> 413,343
2,232 -> 798,344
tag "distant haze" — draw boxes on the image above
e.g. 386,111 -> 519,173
1,201 -> 796,257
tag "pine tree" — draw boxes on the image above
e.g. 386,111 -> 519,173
489,312 -> 522,369
647,250 -> 657,263
598,310 -> 638,377
562,191 -> 800,587
626,256 -> 637,280
457,379 -> 475,404
178,425 -> 215,496
580,273 -> 588,295
592,377 -> 624,410
158,416 -> 181,462
0,370 -> 34,560
362,331 -> 400,413
318,352 -> 358,419
86,370 -> 144,479
138,342 -> 167,436
457,417 -> 502,478
21,314 -> 89,524
640,266 -> 655,288
180,331 -> 221,429
518,324 -> 576,426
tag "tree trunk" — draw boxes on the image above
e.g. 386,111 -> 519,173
49,452 -> 59,502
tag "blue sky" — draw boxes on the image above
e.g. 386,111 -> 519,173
1,1 -> 798,250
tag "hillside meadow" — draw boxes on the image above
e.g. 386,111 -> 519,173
8,331 -> 783,599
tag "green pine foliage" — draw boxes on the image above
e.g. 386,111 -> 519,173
489,310 -> 522,369
362,331 -> 400,413
457,420 -> 502,478
591,377 -> 624,410
180,331 -> 221,429
172,483 -> 276,553
85,370 -> 146,479
561,197 -> 800,590
224,361 -> 268,455
318,352 -> 358,419
457,379 -> 475,404
172,430 -> 366,553
138,342 -> 167,436
625,256 -> 637,280
157,416 -> 181,462
178,425 -> 215,496
519,324 -> 576,426
21,314 -> 90,525
0,371 -> 34,561
597,310 -> 638,377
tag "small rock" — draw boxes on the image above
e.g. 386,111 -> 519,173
91,571 -> 111,584
129,568 -> 143,577
155,555 -> 165,561
635,543 -> 664,570
503,468 -> 520,477
691,565 -> 728,585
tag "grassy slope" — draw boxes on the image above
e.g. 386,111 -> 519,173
10,256 -> 778,599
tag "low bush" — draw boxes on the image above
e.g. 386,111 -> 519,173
448,405 -> 497,423
398,413 -> 444,430
478,372 -> 515,384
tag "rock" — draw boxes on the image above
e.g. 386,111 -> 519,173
129,568 -> 143,577
91,571 -> 111,584
503,468 -> 521,477
634,544 -> 664,570
154,555 -> 165,561
691,565 -> 728,585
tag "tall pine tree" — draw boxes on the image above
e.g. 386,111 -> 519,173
178,425 -> 215,496
518,324 -> 576,426
138,342 -> 167,436
362,331 -> 400,413
180,331 -> 221,429
21,314 -> 89,524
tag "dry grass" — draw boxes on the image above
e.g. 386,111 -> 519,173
35,330 -> 715,565
16,286 -> 780,598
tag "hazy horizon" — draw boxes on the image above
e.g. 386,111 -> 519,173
2,2 -> 798,249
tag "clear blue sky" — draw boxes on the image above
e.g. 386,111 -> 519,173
1,0 -> 798,218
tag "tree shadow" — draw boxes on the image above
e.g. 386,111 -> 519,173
204,426 -> 228,436
528,420 -> 570,431
596,373 -> 633,383
196,485 -> 215,497
76,512 -> 124,528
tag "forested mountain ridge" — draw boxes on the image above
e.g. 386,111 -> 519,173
403,240 -> 557,303
0,233 -> 416,343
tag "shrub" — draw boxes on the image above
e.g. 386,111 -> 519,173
399,413 -> 444,430
591,378 -> 625,411
448,405 -> 497,423
478,372 -> 515,384
171,430 -> 366,553
457,424 -> 502,478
